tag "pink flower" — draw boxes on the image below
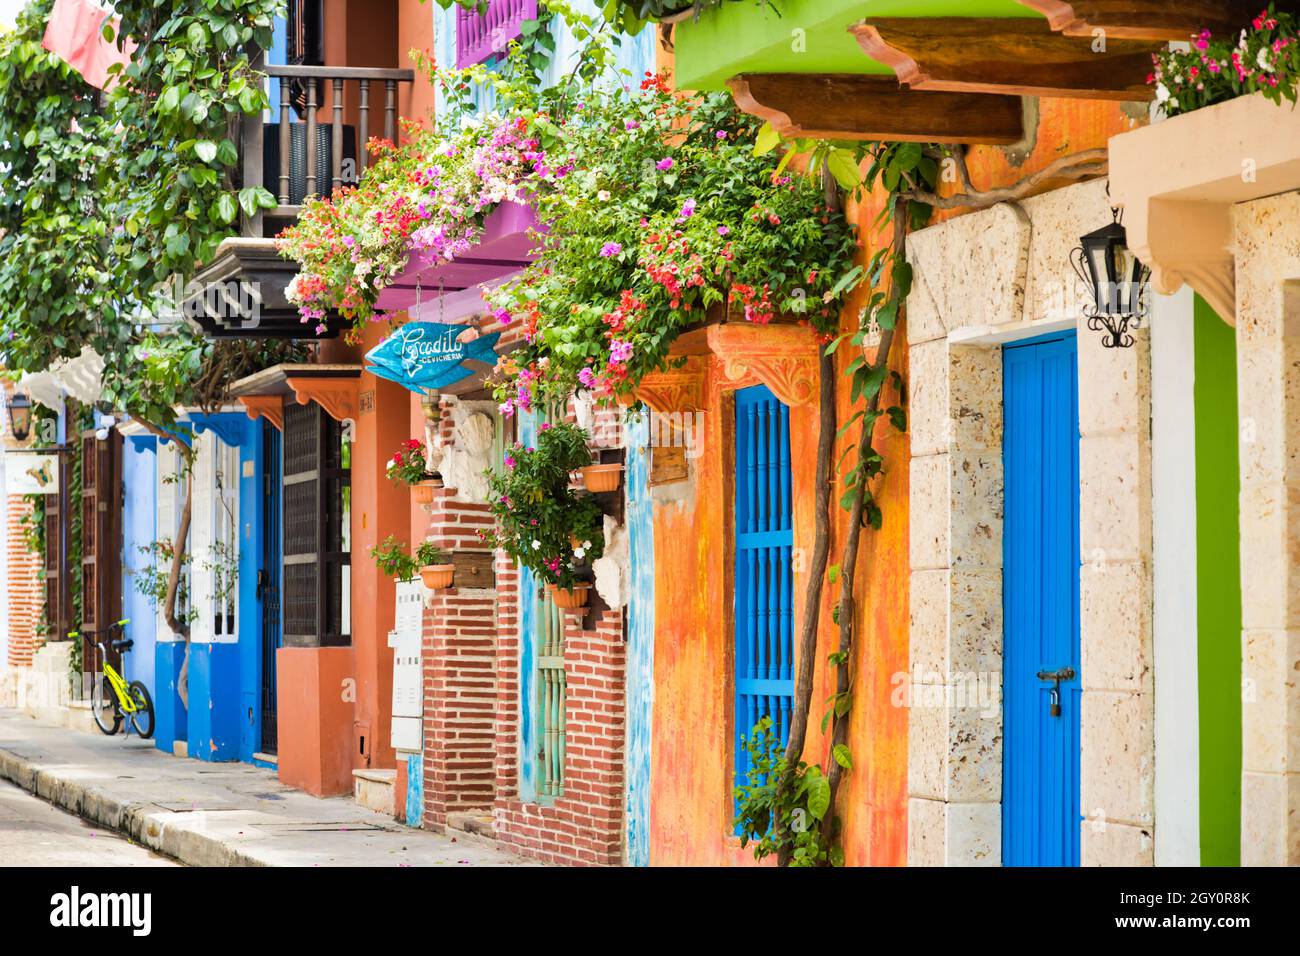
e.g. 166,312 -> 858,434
625,120 -> 640,130
600,241 -> 622,257
715,130 -> 728,140
609,339 -> 634,364
655,157 -> 674,171
677,198 -> 696,221
504,453 -> 516,469
717,225 -> 730,236
578,367 -> 597,389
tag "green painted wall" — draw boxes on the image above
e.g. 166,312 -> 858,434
674,0 -> 1039,91
1193,294 -> 1241,866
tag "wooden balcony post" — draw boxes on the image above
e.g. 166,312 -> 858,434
358,79 -> 370,176
305,78 -> 318,199
278,77 -> 291,205
332,77 -> 344,192
384,79 -> 396,143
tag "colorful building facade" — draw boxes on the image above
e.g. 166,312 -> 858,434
6,0 -> 1298,870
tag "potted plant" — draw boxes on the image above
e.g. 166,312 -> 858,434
369,535 -> 453,589
387,438 -> 442,502
580,461 -> 623,493
485,422 -> 605,607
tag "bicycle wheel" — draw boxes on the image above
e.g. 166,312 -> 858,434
127,682 -> 154,740
91,675 -> 121,735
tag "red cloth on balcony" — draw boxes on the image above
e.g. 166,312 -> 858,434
41,0 -> 135,90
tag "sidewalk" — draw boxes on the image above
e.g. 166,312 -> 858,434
0,710 -> 532,867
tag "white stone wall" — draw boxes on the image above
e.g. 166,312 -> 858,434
905,178 -> 1156,866
1232,191 -> 1300,867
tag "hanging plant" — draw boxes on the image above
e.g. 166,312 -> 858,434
486,77 -> 859,414
278,109 -> 559,337
387,438 -> 439,486
483,422 -> 605,589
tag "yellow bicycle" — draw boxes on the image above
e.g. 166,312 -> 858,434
71,619 -> 155,739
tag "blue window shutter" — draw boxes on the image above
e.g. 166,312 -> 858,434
734,385 -> 795,805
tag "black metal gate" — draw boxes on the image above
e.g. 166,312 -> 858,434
282,402 -> 350,648
260,424 -> 283,754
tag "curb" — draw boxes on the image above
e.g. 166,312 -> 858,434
0,746 -> 265,867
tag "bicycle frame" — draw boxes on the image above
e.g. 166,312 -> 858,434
98,651 -> 139,715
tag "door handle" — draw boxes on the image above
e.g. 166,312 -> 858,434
1035,667 -> 1075,683
1036,667 -> 1075,717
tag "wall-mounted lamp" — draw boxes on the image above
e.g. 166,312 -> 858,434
7,391 -> 32,442
1071,208 -> 1151,349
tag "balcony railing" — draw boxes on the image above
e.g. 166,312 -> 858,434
240,63 -> 415,237
456,0 -> 537,68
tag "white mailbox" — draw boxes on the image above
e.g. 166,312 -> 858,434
389,580 -> 424,753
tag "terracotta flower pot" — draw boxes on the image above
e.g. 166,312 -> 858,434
580,463 -> 622,493
411,477 -> 443,504
547,583 -> 591,609
420,564 -> 455,590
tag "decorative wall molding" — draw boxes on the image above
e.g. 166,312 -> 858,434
238,394 -> 284,431
635,357 -> 709,413
1110,92 -> 1300,326
707,323 -> 819,407
286,376 -> 360,424
188,410 -> 255,449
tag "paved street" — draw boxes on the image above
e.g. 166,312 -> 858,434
0,711 -> 532,867
0,777 -> 178,866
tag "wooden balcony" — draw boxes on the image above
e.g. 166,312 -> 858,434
240,62 -> 416,239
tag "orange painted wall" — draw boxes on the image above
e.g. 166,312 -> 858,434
350,324 -> 414,776
398,0 -> 438,132
645,82 -> 1141,865
277,646 -> 355,795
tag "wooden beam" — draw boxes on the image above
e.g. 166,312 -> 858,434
852,17 -> 1160,101
1017,1 -> 1264,41
727,74 -> 1024,145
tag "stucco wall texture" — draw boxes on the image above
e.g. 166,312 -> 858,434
645,96 -> 1140,866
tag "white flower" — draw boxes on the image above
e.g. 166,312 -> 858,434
532,539 -> 541,550
1155,83 -> 1171,103
597,190 -> 611,201
582,540 -> 592,549
1257,47 -> 1274,72
573,547 -> 586,560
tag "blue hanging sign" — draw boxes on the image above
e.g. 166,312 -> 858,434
364,322 -> 501,394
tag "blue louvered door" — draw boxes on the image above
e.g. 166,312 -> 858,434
1002,330 -> 1081,867
734,385 -> 794,792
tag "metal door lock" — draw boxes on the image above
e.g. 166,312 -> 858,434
1036,666 -> 1075,718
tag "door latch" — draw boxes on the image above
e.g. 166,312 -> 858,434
1036,666 -> 1075,717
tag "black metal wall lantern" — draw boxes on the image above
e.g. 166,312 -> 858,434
1071,207 -> 1151,349
6,391 -> 32,442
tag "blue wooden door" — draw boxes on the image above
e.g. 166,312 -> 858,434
734,385 -> 794,792
1002,331 -> 1081,867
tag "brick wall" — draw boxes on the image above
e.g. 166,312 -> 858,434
6,493 -> 45,667
420,411 -> 499,829
493,604 -> 627,866
421,587 -> 498,828
418,392 -> 632,865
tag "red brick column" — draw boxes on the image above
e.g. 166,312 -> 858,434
419,479 -> 497,831
494,608 -> 627,866
421,588 -> 497,829
6,494 -> 45,667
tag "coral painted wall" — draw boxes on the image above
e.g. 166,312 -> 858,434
644,87 -> 1140,865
